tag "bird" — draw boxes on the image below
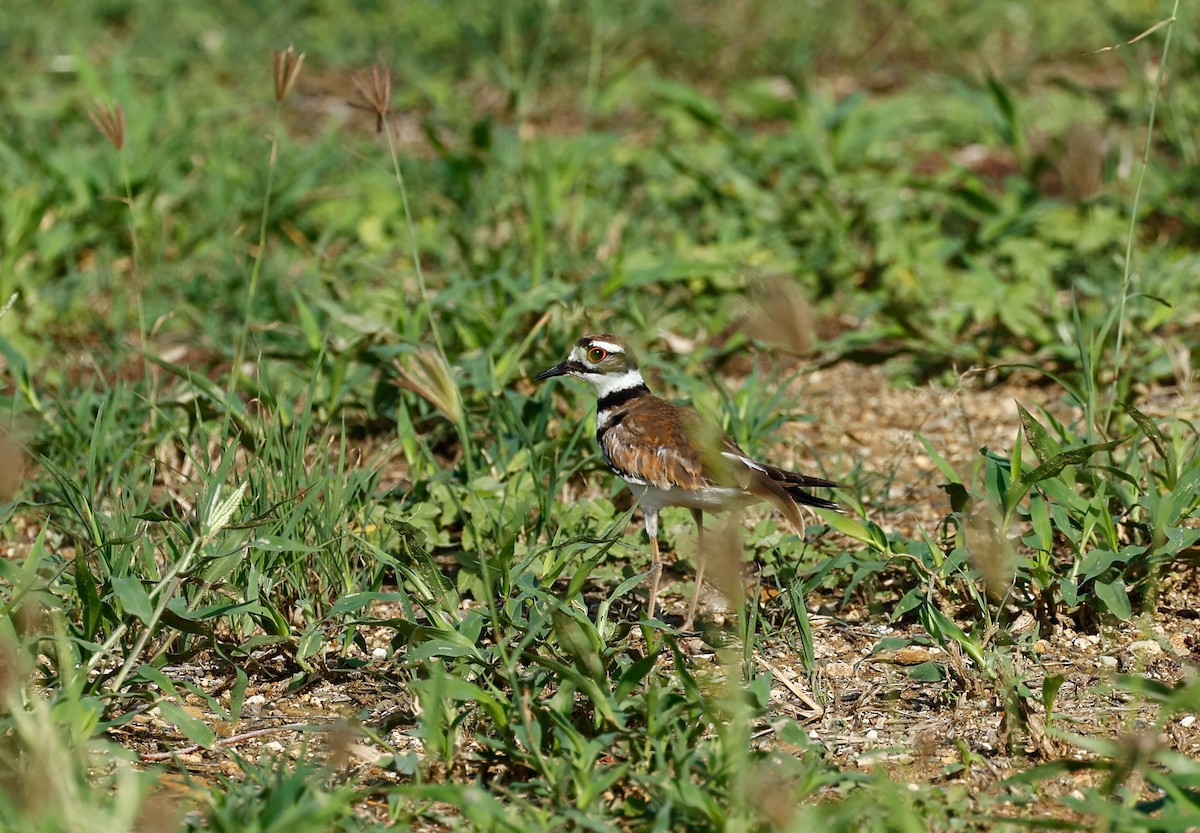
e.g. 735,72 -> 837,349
536,333 -> 840,629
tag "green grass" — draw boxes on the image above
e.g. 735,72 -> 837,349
2,0 -> 1199,830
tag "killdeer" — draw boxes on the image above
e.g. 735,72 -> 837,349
536,334 -> 839,629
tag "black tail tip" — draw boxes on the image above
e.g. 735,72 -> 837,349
788,486 -> 841,512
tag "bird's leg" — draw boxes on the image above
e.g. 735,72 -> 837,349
683,509 -> 705,631
644,508 -> 662,620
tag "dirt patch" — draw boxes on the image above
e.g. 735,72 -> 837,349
791,361 -> 1079,533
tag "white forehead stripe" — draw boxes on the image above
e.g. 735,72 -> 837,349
587,340 -> 623,354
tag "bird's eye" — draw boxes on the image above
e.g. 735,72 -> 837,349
587,346 -> 608,363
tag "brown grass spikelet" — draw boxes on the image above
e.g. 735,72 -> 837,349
704,512 -> 745,607
393,345 -> 464,428
0,412 -> 31,502
273,45 -> 305,102
747,274 -> 815,355
965,511 -> 1016,597
351,65 -> 394,133
0,432 -> 28,502
88,101 -> 125,150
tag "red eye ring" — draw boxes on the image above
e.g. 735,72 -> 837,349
587,346 -> 608,363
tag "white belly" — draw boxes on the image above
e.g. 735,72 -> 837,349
626,481 -> 759,514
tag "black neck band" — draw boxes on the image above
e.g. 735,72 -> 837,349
597,384 -> 649,412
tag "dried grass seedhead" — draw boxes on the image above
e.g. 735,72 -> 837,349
965,512 -> 1016,597
703,513 -> 745,605
134,792 -> 185,833
88,101 -> 125,150
0,433 -> 28,502
394,345 -> 463,427
0,635 -> 19,698
1058,122 -> 1105,201
747,274 -> 815,355
351,65 -> 394,133
273,45 -> 305,102
746,765 -> 799,828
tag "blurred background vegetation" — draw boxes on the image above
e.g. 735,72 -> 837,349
2,0 -> 1196,388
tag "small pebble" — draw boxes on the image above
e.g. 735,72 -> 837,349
1098,655 -> 1118,668
1179,715 -> 1195,728
372,647 -> 389,661
1011,612 -> 1035,633
1128,640 -> 1162,658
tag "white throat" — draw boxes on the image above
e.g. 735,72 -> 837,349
591,368 -> 646,399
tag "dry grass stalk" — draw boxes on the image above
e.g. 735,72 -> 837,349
747,274 -> 815,355
88,101 -> 125,150
965,512 -> 1016,597
273,45 -> 305,102
393,346 -> 464,427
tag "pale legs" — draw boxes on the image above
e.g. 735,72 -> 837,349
644,506 -> 708,631
643,507 -> 663,620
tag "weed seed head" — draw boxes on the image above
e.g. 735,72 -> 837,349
88,101 -> 125,150
351,65 -> 393,133
273,45 -> 305,102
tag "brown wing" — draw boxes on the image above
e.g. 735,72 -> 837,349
600,397 -> 709,490
601,397 -> 839,528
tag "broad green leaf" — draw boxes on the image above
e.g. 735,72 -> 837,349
247,536 -> 319,553
1120,401 -> 1174,478
919,603 -> 984,666
1016,401 -> 1060,464
552,608 -> 607,686
73,557 -> 103,640
1042,673 -> 1065,718
1028,493 -> 1052,552
112,576 -> 154,624
156,700 -> 216,749
615,654 -> 657,703
297,623 -> 326,661
819,510 -> 889,554
1004,437 -> 1127,514
1093,578 -> 1132,620
135,665 -> 182,696
908,661 -> 946,682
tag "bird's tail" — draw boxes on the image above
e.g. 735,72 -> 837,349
747,464 -> 841,530
761,462 -> 841,512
